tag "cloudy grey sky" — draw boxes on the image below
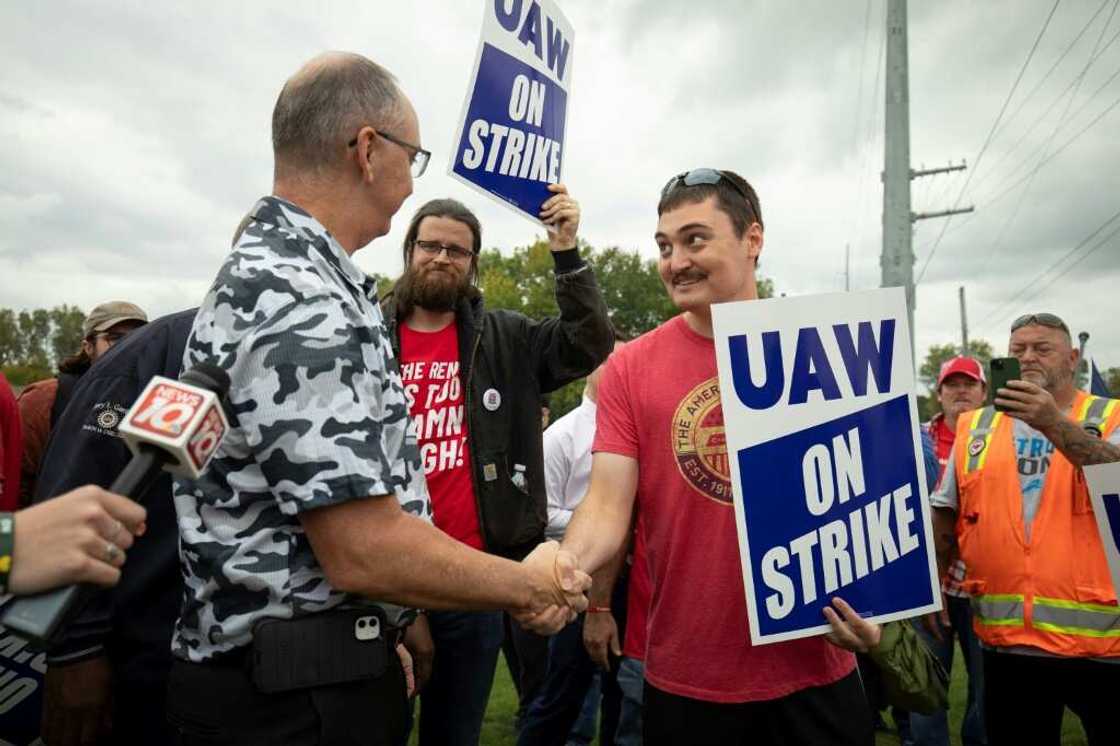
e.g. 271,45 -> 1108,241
2,0 -> 1118,378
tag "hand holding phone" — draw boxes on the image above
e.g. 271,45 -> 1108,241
989,357 -> 1022,413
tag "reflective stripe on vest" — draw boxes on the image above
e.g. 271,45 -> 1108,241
963,407 -> 1004,474
1033,597 -> 1120,638
1078,395 -> 1119,433
972,594 -> 1025,627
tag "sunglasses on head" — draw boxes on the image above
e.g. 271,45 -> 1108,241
660,168 -> 759,221
1010,313 -> 1070,336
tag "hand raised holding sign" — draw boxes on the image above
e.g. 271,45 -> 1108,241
540,183 -> 580,251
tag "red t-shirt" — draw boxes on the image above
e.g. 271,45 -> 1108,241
594,315 -> 855,703
0,374 -> 22,511
400,323 -> 482,550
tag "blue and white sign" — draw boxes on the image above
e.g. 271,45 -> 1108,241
0,600 -> 46,746
1085,462 -> 1120,598
712,287 -> 941,645
449,0 -> 574,223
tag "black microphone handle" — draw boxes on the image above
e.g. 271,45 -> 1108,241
0,448 -> 170,647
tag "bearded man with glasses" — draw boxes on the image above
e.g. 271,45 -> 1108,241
931,312 -> 1120,745
380,189 -> 613,746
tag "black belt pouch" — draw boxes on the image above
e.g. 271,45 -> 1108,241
250,608 -> 389,694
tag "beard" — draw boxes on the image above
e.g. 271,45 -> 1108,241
394,262 -> 474,313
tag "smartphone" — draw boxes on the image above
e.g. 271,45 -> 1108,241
989,357 -> 1022,412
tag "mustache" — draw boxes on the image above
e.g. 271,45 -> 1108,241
671,269 -> 707,284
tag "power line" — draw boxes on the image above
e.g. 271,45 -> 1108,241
915,0 -> 1063,285
981,1 -> 1119,272
975,207 -> 1120,332
969,18 -> 1120,196
976,81 -> 1120,208
1034,222 -> 1120,297
985,0 -> 1110,154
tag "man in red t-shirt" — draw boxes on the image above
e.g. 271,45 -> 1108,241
558,169 -> 873,744
382,186 -> 612,746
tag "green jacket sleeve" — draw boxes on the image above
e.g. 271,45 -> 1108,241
867,621 -> 949,715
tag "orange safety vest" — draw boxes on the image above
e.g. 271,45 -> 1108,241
955,390 -> 1120,658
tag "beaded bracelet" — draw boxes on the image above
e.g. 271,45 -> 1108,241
587,606 -> 612,614
0,512 -> 14,594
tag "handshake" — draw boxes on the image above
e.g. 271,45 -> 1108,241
513,540 -> 590,635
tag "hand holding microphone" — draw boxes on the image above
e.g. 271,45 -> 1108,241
6,485 -> 147,595
0,364 -> 230,645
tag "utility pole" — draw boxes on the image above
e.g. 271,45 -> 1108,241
881,0 -> 973,362
958,286 -> 969,354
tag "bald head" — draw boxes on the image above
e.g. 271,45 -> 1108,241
272,51 -> 404,178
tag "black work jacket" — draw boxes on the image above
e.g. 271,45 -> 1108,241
383,259 -> 612,559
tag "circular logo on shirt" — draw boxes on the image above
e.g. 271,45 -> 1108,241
671,377 -> 733,505
96,409 -> 121,430
483,388 -> 502,411
968,436 -> 986,457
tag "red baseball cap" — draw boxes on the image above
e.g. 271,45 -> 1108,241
938,356 -> 986,387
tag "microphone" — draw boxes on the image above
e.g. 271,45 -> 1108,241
0,364 -> 231,646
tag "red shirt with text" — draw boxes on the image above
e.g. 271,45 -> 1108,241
400,323 -> 482,549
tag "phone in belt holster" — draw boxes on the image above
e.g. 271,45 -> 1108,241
250,607 -> 395,694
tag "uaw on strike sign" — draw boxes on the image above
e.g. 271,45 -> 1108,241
450,0 -> 573,223
712,287 -> 941,644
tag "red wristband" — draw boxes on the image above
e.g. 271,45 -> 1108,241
587,606 -> 612,614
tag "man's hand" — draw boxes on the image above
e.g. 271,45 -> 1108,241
396,644 -> 415,698
922,593 -> 952,641
402,614 -> 434,696
42,656 -> 113,746
994,379 -> 1063,431
540,183 -> 580,252
513,541 -> 591,634
583,611 -> 620,670
823,597 -> 882,653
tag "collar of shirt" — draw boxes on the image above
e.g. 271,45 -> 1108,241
249,196 -> 380,302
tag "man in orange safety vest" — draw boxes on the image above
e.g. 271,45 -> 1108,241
931,312 -> 1120,746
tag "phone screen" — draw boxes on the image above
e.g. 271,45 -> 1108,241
989,357 -> 1022,412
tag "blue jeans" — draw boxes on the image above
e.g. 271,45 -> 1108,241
516,615 -> 598,746
416,610 -> 504,746
614,657 -> 644,746
908,595 -> 986,746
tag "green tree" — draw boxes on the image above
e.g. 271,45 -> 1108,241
0,309 -> 21,365
1103,367 -> 1120,396
49,304 -> 86,363
17,309 -> 51,369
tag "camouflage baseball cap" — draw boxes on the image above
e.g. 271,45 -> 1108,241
82,301 -> 148,337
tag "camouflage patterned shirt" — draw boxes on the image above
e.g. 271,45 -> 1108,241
172,196 -> 431,662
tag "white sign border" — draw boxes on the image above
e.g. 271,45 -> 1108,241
446,0 -> 575,228
715,287 -> 942,646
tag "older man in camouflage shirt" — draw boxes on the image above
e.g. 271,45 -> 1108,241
167,52 -> 589,746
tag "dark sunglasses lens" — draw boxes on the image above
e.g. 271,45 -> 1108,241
682,168 -> 723,187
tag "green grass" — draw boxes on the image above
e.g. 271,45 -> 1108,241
412,647 -> 1089,745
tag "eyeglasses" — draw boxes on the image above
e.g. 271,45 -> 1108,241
1010,312 -> 1070,336
92,331 -> 128,345
413,239 -> 474,262
661,168 -> 759,222
348,129 -> 431,178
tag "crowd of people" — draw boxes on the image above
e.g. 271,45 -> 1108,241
0,50 -> 1117,746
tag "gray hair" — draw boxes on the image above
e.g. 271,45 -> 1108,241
272,52 -> 403,175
